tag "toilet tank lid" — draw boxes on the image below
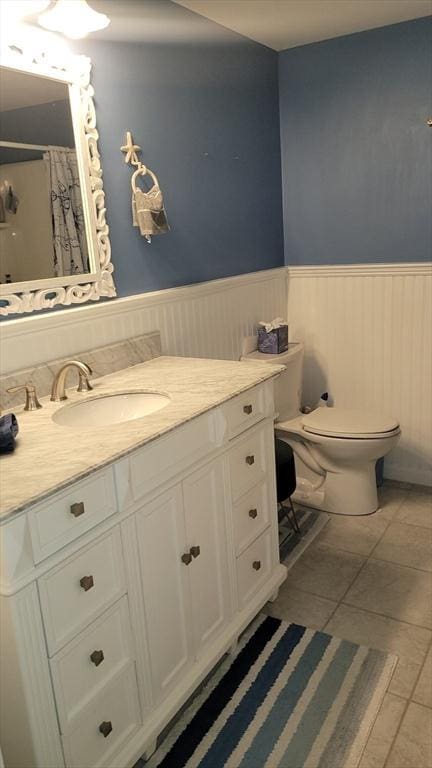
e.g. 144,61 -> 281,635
241,342 -> 303,363
302,408 -> 399,437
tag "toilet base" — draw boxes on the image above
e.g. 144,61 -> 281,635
276,421 -> 400,517
323,463 -> 378,516
290,456 -> 379,516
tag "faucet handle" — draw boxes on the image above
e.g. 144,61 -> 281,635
7,383 -> 42,411
77,368 -> 93,393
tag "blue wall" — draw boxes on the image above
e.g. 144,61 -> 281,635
279,17 -> 432,265
77,0 -> 283,297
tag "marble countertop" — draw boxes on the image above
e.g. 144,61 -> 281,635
0,356 -> 284,520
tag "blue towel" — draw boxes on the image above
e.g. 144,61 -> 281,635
0,413 -> 19,453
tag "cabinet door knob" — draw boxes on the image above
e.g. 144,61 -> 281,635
181,552 -> 192,566
245,455 -> 255,466
248,508 -> 258,519
252,560 -> 261,571
190,545 -> 201,559
80,574 -> 94,591
99,721 -> 113,738
70,501 -> 85,518
243,404 -> 253,415
90,649 -> 104,667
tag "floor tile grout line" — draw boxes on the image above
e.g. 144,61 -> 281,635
279,487 -> 432,767
381,604 -> 432,768
314,540 -> 432,575
322,555 -> 371,633
320,501 -> 406,633
317,498 -> 432,650
407,634 -> 432,706
366,555 -> 432,575
339,600 -> 432,633
382,649 -> 432,768
392,519 -> 432,530
382,695 -> 411,768
367,507 -> 405,559
374,492 -> 432,768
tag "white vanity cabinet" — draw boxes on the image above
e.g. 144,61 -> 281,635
136,458 -> 231,706
0,380 -> 286,768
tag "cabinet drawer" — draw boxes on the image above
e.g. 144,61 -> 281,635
50,597 -> 134,732
228,427 -> 267,502
237,529 -> 272,608
233,481 -> 270,556
116,410 -> 225,507
62,663 -> 141,768
29,469 -> 117,564
38,529 -> 126,655
223,385 -> 267,439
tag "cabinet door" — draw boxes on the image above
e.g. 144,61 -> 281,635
183,459 -> 231,658
136,486 -> 193,704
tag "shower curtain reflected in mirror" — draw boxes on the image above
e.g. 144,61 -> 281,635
43,149 -> 89,277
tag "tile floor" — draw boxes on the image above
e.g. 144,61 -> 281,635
265,481 -> 432,768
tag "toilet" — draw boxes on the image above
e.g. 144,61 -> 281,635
241,341 -> 400,516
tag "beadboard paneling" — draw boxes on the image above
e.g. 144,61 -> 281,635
3,262 -> 429,487
287,263 -> 432,486
0,268 -> 287,374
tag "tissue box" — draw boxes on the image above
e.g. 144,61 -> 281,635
258,324 -> 288,354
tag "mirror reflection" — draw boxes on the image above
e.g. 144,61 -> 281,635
0,67 -> 90,285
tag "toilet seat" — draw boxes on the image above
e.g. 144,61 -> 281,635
301,408 -> 400,440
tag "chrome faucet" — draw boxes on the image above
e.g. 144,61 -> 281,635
50,361 -> 93,402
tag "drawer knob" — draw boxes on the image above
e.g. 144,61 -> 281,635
70,501 -> 85,518
90,649 -> 104,667
245,455 -> 255,466
80,574 -> 94,591
252,560 -> 261,571
248,508 -> 258,519
190,545 -> 201,559
99,720 -> 113,738
181,552 -> 192,566
243,404 -> 253,415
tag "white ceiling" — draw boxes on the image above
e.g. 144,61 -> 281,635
173,0 -> 431,51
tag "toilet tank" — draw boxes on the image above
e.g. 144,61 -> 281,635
241,342 -> 304,422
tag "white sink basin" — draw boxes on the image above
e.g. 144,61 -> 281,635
53,391 -> 170,428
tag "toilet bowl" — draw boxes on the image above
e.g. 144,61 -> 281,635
241,341 -> 401,516
276,410 -> 400,516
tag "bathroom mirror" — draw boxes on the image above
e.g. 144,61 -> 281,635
0,43 -> 116,314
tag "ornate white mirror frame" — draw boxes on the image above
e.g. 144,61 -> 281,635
0,41 -> 116,315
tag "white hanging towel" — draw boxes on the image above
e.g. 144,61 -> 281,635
131,166 -> 170,237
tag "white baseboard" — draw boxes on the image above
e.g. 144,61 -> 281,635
384,461 -> 432,488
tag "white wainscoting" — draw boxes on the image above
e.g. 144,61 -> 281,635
0,267 -> 287,374
3,261 -> 430,486
287,262 -> 432,487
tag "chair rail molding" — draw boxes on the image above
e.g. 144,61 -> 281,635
286,262 -> 432,278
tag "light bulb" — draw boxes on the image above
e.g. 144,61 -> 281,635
38,0 -> 110,39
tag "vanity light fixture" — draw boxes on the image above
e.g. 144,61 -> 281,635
38,0 -> 110,39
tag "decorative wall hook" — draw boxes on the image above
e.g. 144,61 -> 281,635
427,118 -> 432,127
121,130 -> 170,245
121,131 -> 142,168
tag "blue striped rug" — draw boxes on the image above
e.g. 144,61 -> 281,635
145,615 -> 396,768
